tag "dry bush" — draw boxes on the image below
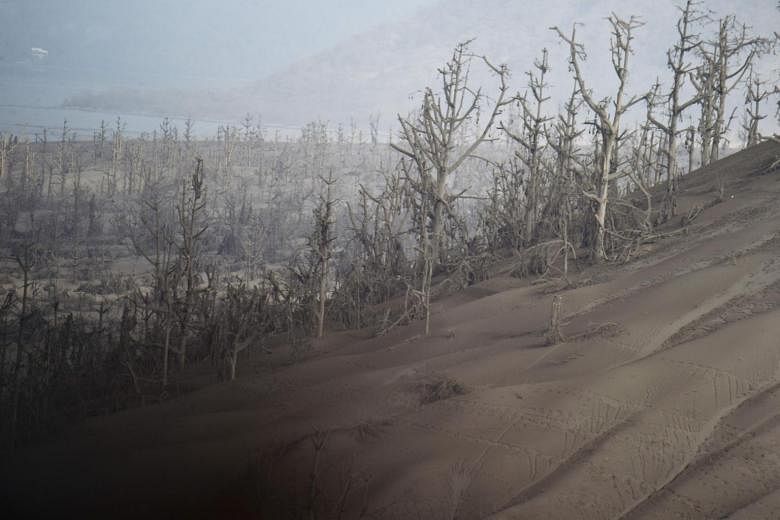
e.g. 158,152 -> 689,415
510,239 -> 573,278
435,252 -> 496,296
419,377 -> 468,405
373,285 -> 426,337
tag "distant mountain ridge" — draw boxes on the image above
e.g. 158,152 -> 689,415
64,0 -> 779,132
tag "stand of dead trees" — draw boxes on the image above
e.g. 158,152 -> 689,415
645,0 -> 706,220
310,171 -> 337,339
553,14 -> 648,262
500,48 -> 553,246
693,15 -> 771,167
0,2 -> 776,453
393,40 -> 510,335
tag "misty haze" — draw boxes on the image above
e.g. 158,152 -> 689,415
1,0 -> 779,518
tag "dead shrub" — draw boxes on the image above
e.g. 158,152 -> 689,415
419,377 -> 467,404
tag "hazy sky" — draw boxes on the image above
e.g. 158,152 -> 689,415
0,0 -> 776,136
0,0 -> 438,86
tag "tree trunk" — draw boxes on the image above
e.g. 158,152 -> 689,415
11,261 -> 29,448
177,333 -> 186,369
594,137 -> 615,262
229,350 -> 237,381
317,273 -> 326,339
162,323 -> 171,388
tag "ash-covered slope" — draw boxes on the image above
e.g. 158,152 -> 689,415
3,141 -> 780,518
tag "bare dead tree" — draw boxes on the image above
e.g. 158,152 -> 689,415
692,55 -> 718,167
0,291 -> 15,397
109,117 -> 124,196
369,113 -> 381,146
340,166 -> 410,329
171,158 -> 207,368
392,41 -> 510,335
694,16 -> 770,165
218,124 -> 239,185
0,133 -> 17,183
393,41 -> 510,270
217,283 -> 268,381
56,120 -> 71,200
645,0 -> 705,216
9,242 -> 35,449
310,171 -> 337,339
158,117 -> 179,179
92,119 -> 107,163
183,117 -> 195,149
481,156 -> 526,252
684,125 -> 696,174
626,117 -> 656,231
126,183 -> 178,388
20,139 -> 35,199
552,14 -> 647,262
741,67 -> 771,147
711,18 -> 771,160
500,48 -> 554,245
400,158 -> 436,336
124,140 -> 143,195
70,142 -> 85,236
547,79 -> 586,276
